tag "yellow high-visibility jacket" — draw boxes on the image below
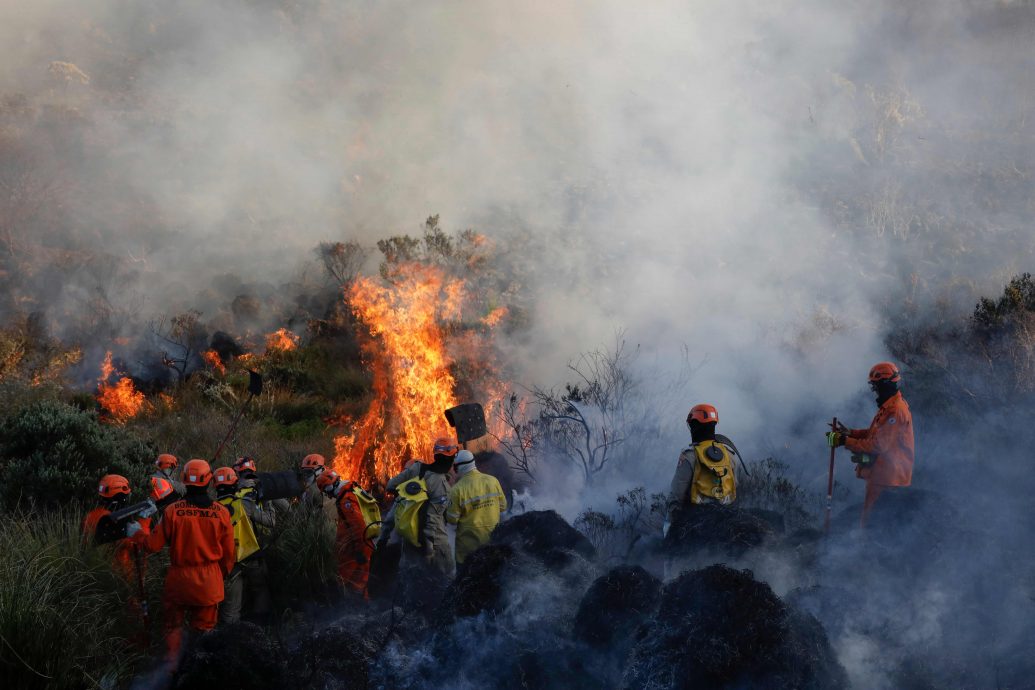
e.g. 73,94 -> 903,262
446,469 -> 508,564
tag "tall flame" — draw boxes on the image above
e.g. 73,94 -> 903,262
97,351 -> 146,424
333,262 -> 505,485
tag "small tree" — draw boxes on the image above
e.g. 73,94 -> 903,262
491,392 -> 541,482
316,240 -> 368,288
534,338 -> 638,484
149,310 -> 207,383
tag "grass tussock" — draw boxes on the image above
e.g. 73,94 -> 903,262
0,509 -> 155,689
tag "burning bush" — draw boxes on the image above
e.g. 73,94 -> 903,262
622,565 -> 848,690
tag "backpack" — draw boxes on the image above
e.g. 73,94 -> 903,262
218,494 -> 261,562
393,478 -> 429,548
689,440 -> 737,505
340,481 -> 382,541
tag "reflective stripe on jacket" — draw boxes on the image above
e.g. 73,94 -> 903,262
446,469 -> 507,564
845,391 -> 914,487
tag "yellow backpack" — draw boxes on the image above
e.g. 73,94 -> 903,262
689,440 -> 737,505
393,478 -> 429,548
343,482 -> 382,541
218,494 -> 261,562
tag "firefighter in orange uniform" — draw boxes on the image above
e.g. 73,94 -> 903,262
827,361 -> 915,526
142,459 -> 235,661
316,470 -> 380,596
83,474 -> 150,580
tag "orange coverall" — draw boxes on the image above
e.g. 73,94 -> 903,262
333,483 -> 373,595
146,498 -> 234,659
82,508 -> 151,583
846,390 -> 914,525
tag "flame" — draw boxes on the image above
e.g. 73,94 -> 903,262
97,351 -> 146,424
202,349 -> 226,374
265,328 -> 300,352
332,262 -> 505,484
481,306 -> 508,328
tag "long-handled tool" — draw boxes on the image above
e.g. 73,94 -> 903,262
212,370 -> 263,463
824,416 -> 838,534
133,545 -> 151,647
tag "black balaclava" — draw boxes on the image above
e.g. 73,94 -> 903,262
873,380 -> 899,407
420,454 -> 455,477
215,484 -> 237,500
185,484 -> 214,508
689,420 -> 717,444
103,495 -> 129,512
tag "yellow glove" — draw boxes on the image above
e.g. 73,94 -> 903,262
825,431 -> 846,448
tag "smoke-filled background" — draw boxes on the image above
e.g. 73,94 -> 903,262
3,1 -> 1035,688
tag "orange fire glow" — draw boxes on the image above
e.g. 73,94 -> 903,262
332,262 -> 506,485
202,349 -> 226,374
265,328 -> 300,352
97,351 -> 146,424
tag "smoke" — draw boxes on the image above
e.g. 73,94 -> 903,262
5,2 -> 1035,684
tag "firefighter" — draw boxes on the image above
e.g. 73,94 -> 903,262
83,474 -> 132,537
385,437 -> 457,577
142,459 -> 234,661
665,404 -> 740,535
153,453 -> 186,498
446,450 -> 507,565
214,467 -> 275,625
83,474 -> 151,582
233,455 -> 291,513
316,470 -> 381,596
826,361 -> 915,526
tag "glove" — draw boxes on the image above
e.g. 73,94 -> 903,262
125,521 -> 143,538
662,521 -> 671,538
850,452 -> 874,466
138,500 -> 158,519
825,431 -> 846,448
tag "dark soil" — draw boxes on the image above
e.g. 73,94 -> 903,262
622,564 -> 848,690
663,503 -> 775,558
573,564 -> 661,649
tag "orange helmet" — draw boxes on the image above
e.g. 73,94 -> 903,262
868,361 -> 901,384
214,467 -> 238,488
98,474 -> 131,499
233,456 -> 257,474
150,476 -> 176,502
182,459 -> 213,487
687,404 -> 719,426
316,470 -> 341,495
432,437 -> 459,458
300,453 -> 326,471
155,453 -> 178,471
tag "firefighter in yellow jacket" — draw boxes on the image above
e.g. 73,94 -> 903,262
665,403 -> 739,535
446,450 -> 508,565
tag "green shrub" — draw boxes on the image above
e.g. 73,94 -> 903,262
0,510 -> 149,689
0,401 -> 155,510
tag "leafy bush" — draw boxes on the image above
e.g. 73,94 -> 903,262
0,401 -> 155,510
